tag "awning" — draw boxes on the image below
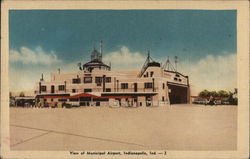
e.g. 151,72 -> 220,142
43,93 -> 132,100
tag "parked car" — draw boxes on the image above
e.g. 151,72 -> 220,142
62,103 -> 72,108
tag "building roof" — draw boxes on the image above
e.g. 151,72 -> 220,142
82,48 -> 110,70
147,61 -> 161,67
83,59 -> 110,68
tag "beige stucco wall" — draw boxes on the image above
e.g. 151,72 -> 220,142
35,65 -> 189,106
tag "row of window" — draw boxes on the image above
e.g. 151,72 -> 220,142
174,74 -> 182,82
174,77 -> 182,82
40,82 -> 155,92
143,71 -> 154,78
74,88 -> 111,93
72,77 -> 112,84
40,85 -> 65,92
120,82 -> 153,89
40,86 -> 112,93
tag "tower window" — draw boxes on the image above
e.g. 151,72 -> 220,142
105,77 -> 111,83
95,77 -> 102,83
84,77 -> 92,83
150,71 -> 154,77
84,89 -> 92,93
72,78 -> 80,84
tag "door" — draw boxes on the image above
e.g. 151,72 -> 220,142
134,83 -> 138,92
51,85 -> 55,93
167,84 -> 188,104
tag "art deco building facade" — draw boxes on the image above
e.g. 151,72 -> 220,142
34,44 -> 190,107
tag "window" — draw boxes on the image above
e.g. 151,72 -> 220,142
72,89 -> 76,93
69,98 -> 79,102
41,86 -> 47,92
174,77 -> 178,81
121,83 -> 128,89
179,79 -> 182,82
162,96 -> 165,101
84,77 -> 92,83
146,72 -> 149,77
58,85 -> 65,91
144,82 -> 153,89
84,89 -> 92,93
150,71 -> 154,77
59,99 -> 67,102
105,88 -> 111,92
72,78 -> 80,84
176,74 -> 180,77
95,77 -> 102,83
105,77 -> 111,83
162,83 -> 165,89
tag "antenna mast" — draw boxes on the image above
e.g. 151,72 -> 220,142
100,40 -> 103,61
174,56 -> 178,72
137,49 -> 154,77
163,56 -> 176,71
167,56 -> 170,70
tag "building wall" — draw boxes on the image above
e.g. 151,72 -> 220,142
35,65 -> 189,106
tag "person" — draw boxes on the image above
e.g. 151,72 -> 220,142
208,96 -> 215,106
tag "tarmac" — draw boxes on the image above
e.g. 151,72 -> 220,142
9,104 -> 237,151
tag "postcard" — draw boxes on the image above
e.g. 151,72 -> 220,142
1,0 -> 249,159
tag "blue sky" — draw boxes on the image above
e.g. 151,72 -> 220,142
9,10 -> 237,93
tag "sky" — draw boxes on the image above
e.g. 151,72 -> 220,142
9,10 -> 237,94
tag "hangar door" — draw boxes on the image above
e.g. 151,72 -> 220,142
167,83 -> 188,104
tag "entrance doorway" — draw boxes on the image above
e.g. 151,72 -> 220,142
51,85 -> 55,93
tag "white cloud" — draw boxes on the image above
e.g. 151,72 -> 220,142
10,46 -> 62,65
103,46 -> 146,70
9,45 -> 237,97
9,61 -> 80,92
178,53 -> 237,95
9,67 -> 38,93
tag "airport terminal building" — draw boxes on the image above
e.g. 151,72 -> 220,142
34,44 -> 190,107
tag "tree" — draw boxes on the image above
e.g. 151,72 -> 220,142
217,90 -> 229,98
19,92 -> 25,97
210,91 -> 218,97
198,90 -> 210,98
